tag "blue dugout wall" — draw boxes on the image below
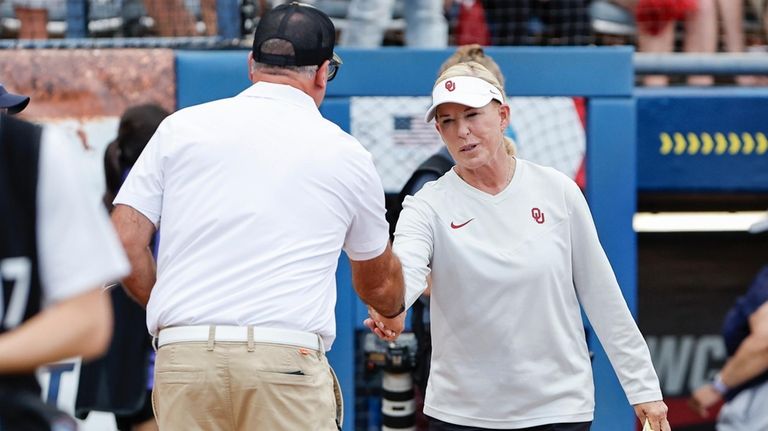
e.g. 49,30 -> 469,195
636,87 -> 768,192
175,46 -> 637,430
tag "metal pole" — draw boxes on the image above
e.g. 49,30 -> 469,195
635,53 -> 768,75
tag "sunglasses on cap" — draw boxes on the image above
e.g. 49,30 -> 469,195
327,52 -> 343,82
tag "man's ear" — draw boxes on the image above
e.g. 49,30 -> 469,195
247,52 -> 256,82
315,60 -> 329,89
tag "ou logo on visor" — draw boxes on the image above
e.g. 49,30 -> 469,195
445,80 -> 455,92
531,208 -> 545,224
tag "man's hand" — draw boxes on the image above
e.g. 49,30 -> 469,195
364,306 -> 405,342
687,384 -> 722,418
633,400 -> 671,431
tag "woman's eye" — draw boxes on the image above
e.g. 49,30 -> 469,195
440,119 -> 453,125
466,112 -> 479,118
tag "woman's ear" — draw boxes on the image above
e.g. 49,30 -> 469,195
499,104 -> 511,130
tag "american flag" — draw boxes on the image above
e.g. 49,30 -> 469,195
392,115 -> 443,147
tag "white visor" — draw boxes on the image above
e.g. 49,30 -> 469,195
424,75 -> 505,123
749,211 -> 768,234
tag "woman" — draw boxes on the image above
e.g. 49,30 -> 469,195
367,62 -> 670,431
396,45 -> 518,431
77,104 -> 168,431
395,44 -> 517,235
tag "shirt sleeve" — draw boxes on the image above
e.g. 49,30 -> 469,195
393,195 -> 433,309
37,127 -> 130,306
113,118 -> 168,226
743,266 -> 768,316
403,171 -> 441,198
342,151 -> 389,261
566,179 -> 663,405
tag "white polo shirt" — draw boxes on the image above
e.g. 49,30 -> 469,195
114,82 -> 389,349
38,127 -> 129,304
394,158 -> 662,428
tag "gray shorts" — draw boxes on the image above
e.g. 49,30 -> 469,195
718,382 -> 768,431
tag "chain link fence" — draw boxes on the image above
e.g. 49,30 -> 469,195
0,0 -> 259,40
0,1 -> 692,45
457,0 -> 594,46
3,0 -> 764,55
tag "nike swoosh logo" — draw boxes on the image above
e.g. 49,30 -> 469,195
450,219 -> 474,229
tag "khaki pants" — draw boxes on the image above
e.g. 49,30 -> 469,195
153,339 -> 341,431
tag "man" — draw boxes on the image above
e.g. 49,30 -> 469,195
688,214 -> 768,430
111,3 -> 405,430
0,108 -> 129,427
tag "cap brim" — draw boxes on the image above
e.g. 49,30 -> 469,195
0,94 -> 30,114
424,93 -> 496,123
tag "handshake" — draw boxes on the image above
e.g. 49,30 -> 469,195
364,305 -> 407,342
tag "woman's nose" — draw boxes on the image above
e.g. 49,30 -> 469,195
457,122 -> 471,138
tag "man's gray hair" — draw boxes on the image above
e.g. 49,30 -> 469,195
253,39 -> 318,79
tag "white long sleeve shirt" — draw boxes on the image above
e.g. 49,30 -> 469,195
394,158 -> 661,429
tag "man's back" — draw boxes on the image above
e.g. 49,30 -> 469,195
115,82 -> 389,346
111,5 -> 403,430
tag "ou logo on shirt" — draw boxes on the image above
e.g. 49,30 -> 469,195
531,208 -> 545,224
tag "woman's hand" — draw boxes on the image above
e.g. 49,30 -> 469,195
633,400 -> 671,431
364,306 -> 406,342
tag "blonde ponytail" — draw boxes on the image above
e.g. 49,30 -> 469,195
504,136 -> 517,156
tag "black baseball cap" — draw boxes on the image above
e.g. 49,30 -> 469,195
252,2 -> 337,68
0,83 -> 30,114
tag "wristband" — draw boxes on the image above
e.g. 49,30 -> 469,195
712,373 -> 729,395
380,303 -> 405,319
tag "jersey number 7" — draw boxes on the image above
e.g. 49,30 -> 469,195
1,257 -> 32,330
